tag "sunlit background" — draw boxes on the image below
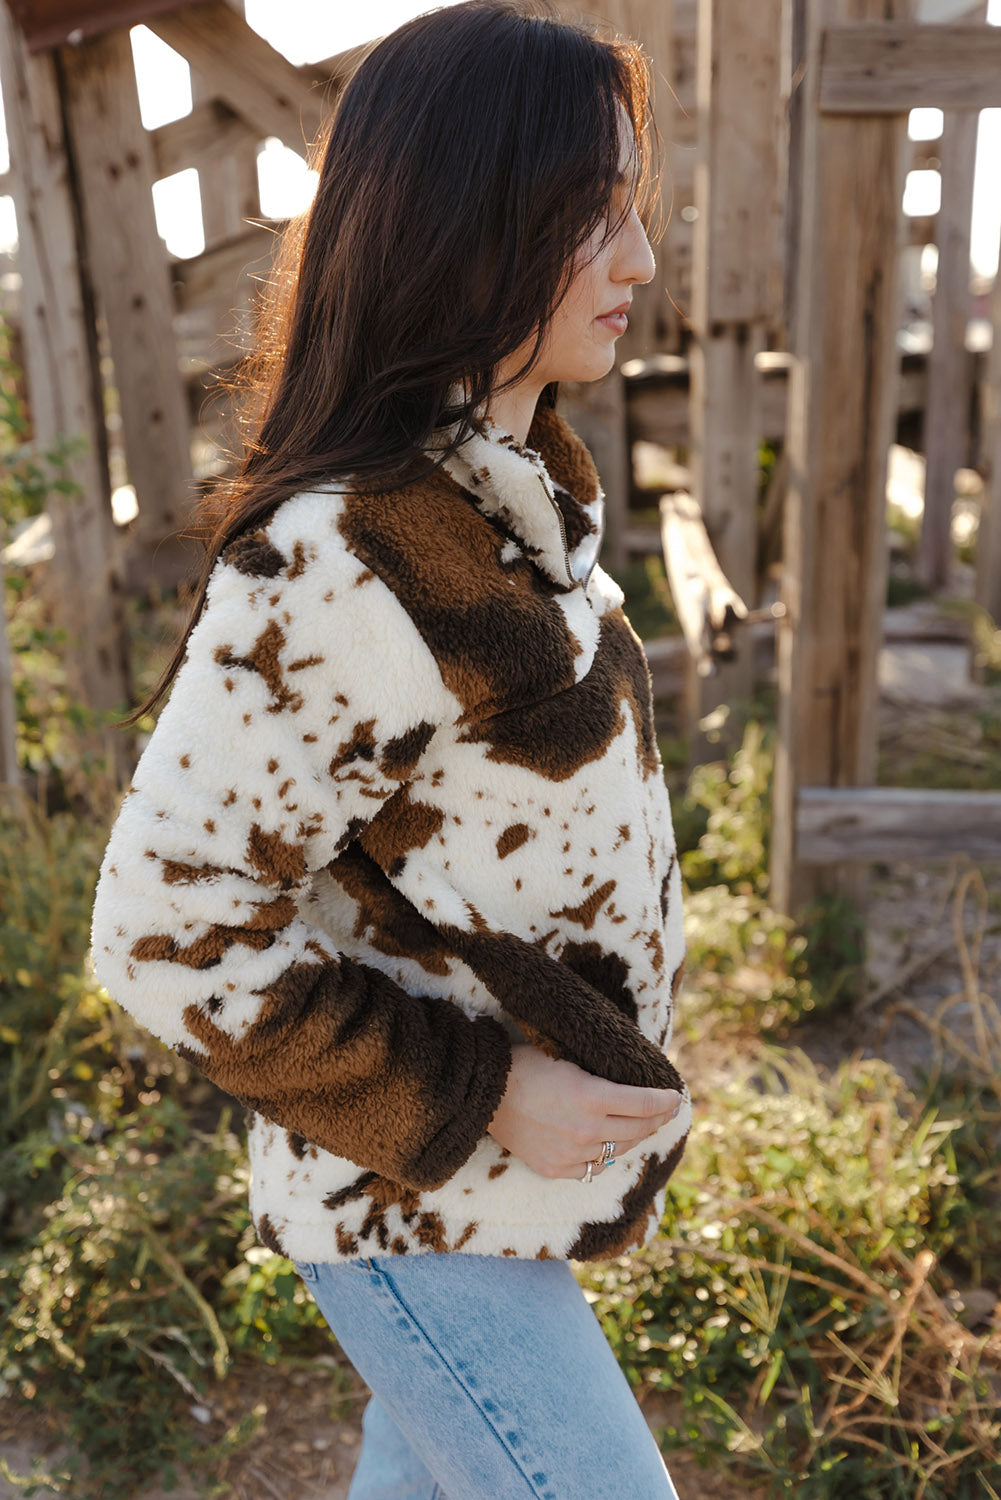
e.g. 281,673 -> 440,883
0,0 -> 998,277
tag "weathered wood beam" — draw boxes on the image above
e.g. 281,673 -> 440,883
190,0 -> 260,249
797,786 -> 1001,862
59,25 -> 195,593
975,226 -> 1001,624
771,0 -> 913,918
169,220 -> 280,313
659,490 -> 748,677
149,41 -> 367,181
820,22 -> 1001,112
626,349 -> 932,450
147,0 -> 329,154
152,97 -> 255,185
918,94 -> 982,589
685,0 -> 782,756
0,5 -> 132,774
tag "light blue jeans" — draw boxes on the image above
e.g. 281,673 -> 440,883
296,1251 -> 680,1500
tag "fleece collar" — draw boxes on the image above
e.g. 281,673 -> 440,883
438,403 -> 605,590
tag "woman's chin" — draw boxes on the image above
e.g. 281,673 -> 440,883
551,350 -> 619,386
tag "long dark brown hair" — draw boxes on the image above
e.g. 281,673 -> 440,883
134,0 -> 657,720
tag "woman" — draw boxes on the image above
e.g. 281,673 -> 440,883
92,3 -> 691,1494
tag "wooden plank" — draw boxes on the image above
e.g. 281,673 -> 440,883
152,97 -> 256,185
148,0 -> 327,155
9,0 -> 181,53
692,0 -> 783,327
627,348 -> 931,447
686,328 -> 762,742
797,786 -> 1001,862
975,233 -> 1001,622
771,0 -> 913,917
918,90 -> 982,588
686,0 -> 781,753
59,25 -> 195,592
0,5 -> 131,770
190,0 -> 260,247
171,219 -> 278,369
558,372 -> 630,575
149,42 -> 365,180
659,490 -> 748,675
820,22 -> 1001,113
170,220 -> 278,312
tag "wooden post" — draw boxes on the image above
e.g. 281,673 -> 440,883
917,8 -> 984,591
0,3 -> 132,777
558,372 -> 630,576
976,234 -> 1001,623
148,0 -> 326,152
0,547 -> 20,796
687,0 -> 783,758
771,0 -> 913,918
555,0 -> 680,576
190,0 -> 261,249
59,26 -> 195,593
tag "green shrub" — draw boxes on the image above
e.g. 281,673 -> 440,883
0,1098 -> 328,1498
578,1049 -> 999,1498
681,885 -> 814,1039
677,719 -> 772,894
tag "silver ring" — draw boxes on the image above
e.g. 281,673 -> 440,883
581,1160 -> 594,1184
598,1140 -> 617,1167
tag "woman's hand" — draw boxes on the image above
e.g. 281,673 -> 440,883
486,1044 -> 682,1181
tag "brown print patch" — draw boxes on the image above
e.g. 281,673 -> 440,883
496,823 -> 531,859
130,893 -> 296,970
567,1135 -> 688,1261
222,530 -> 287,579
328,846 -> 452,976
336,1225 -> 360,1256
380,720 -> 436,779
337,481 -> 579,723
214,619 -> 305,714
160,857 -> 230,885
439,924 -> 683,1092
559,940 -> 638,1023
329,719 -> 376,774
660,852 -> 677,921
550,879 -> 615,931
359,788 -> 445,880
286,540 -> 308,579
671,956 -> 686,999
286,1130 -> 313,1160
255,1213 -> 288,1255
246,823 -> 307,889
176,955 -> 505,1189
461,612 -> 658,783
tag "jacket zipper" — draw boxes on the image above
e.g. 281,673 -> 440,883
539,475 -> 575,587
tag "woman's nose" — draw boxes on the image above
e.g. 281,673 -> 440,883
615,208 -> 655,287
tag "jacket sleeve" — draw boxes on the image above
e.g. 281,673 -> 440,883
91,495 -> 513,1190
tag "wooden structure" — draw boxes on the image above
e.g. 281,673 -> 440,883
770,0 -> 1001,913
685,0 -> 783,751
0,0 -> 998,908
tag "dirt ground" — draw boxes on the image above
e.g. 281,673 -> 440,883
0,1371 -> 747,1500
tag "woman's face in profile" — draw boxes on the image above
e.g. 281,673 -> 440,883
496,115 -> 656,399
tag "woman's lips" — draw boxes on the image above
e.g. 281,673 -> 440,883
596,310 -> 629,336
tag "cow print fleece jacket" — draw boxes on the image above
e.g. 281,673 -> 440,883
92,403 -> 691,1266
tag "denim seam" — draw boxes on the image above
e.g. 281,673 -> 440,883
373,1263 -> 550,1500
